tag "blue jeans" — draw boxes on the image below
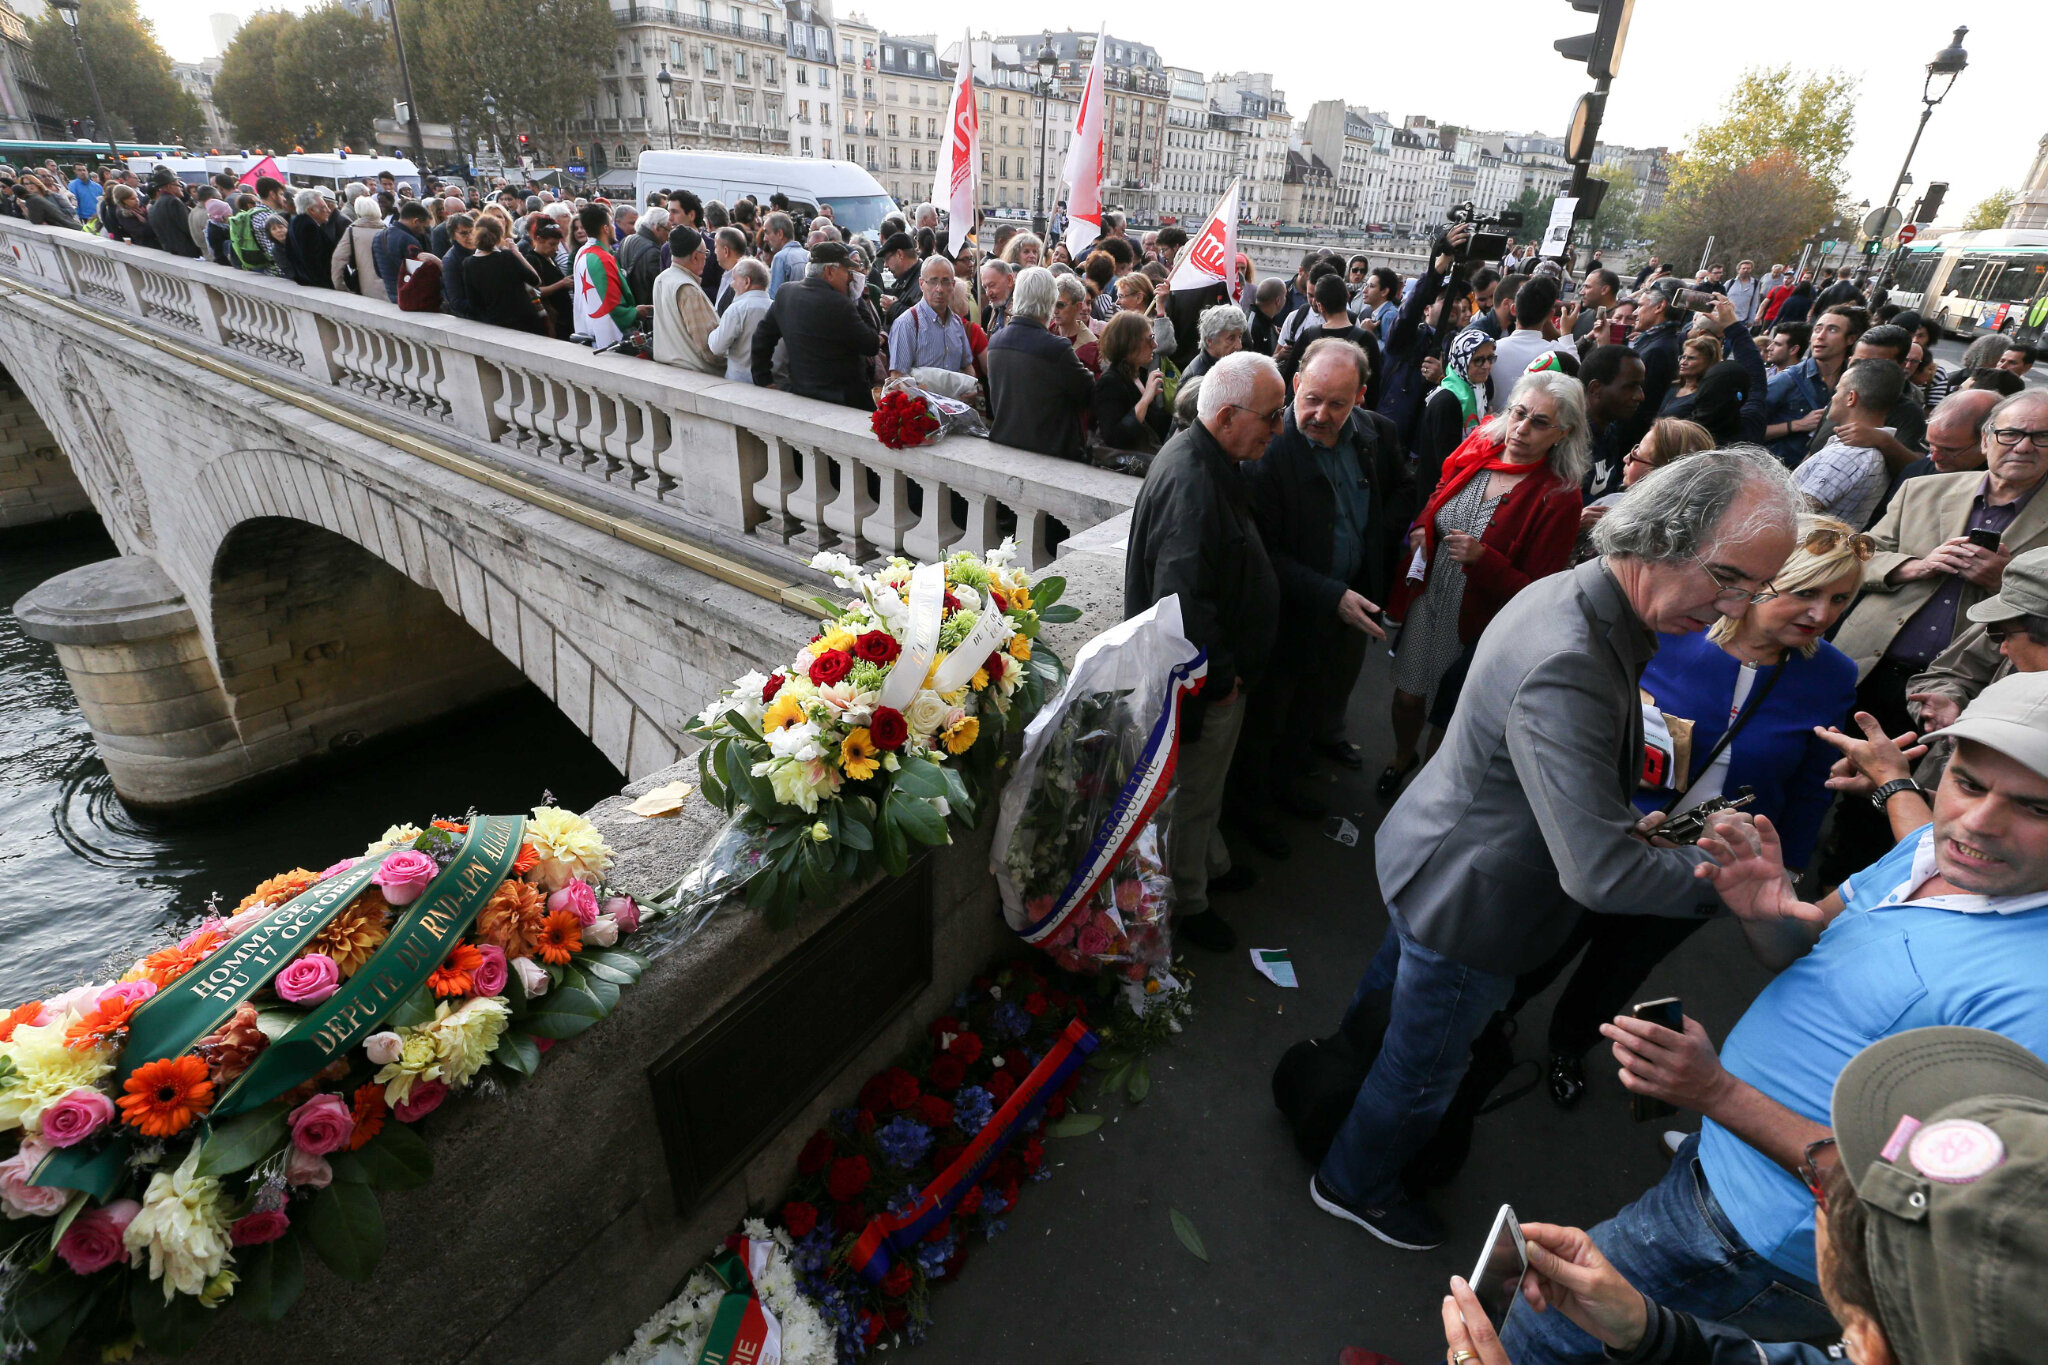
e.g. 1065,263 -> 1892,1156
1502,1135 -> 1837,1363
1317,923 -> 1515,1207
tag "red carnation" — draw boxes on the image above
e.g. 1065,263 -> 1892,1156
927,1015 -> 961,1041
932,1141 -> 966,1172
926,1054 -> 966,1090
1023,992 -> 1048,1016
915,1094 -> 953,1128
943,591 -> 962,613
861,1311 -> 886,1344
783,1201 -> 819,1239
808,649 -> 854,686
958,1184 -> 984,1216
858,1073 -> 894,1112
835,1201 -> 868,1234
990,1155 -> 1022,1188
868,706 -> 909,751
885,1306 -> 910,1331
1046,1092 -> 1068,1118
798,1130 -> 836,1175
853,631 -> 900,665
762,672 -> 785,703
826,1155 -> 872,1201
1020,1136 -> 1045,1174
856,1109 -> 876,1134
991,588 -> 1007,610
946,1032 -> 983,1064
886,1068 -> 921,1111
880,1263 -> 913,1298
987,1070 -> 1017,1104
1002,1048 -> 1029,1074
985,651 -> 1005,679
922,1216 -> 952,1244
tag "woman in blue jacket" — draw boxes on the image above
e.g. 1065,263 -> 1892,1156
1512,515 -> 1868,1107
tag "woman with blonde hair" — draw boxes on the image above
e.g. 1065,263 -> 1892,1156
1001,232 -> 1043,268
1576,417 -> 1715,554
1509,510 -> 1866,1107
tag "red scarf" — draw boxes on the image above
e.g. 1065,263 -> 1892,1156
1410,431 -> 1547,565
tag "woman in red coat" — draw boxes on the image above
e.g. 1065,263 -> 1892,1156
1378,369 -> 1589,797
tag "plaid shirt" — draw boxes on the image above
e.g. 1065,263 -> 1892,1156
1794,438 -> 1886,530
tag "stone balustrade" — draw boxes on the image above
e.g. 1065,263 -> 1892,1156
0,218 -> 1137,575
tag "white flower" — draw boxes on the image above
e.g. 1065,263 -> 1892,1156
513,957 -> 550,998
767,721 -> 823,762
363,1031 -> 403,1066
986,537 -> 1018,569
809,550 -> 861,585
363,823 -> 423,856
585,915 -> 620,948
905,689 -> 948,737
124,1144 -> 231,1302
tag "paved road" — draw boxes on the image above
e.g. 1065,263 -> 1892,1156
1932,336 -> 2047,392
924,646 -> 1782,1364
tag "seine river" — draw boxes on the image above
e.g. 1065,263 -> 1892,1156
0,523 -> 626,1005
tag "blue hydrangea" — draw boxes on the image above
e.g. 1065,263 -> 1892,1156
915,1234 -> 956,1279
830,1106 -> 861,1134
992,1000 -> 1031,1039
793,1229 -> 833,1275
954,1085 -> 994,1135
874,1116 -> 934,1171
978,1183 -> 1008,1216
982,1217 -> 1008,1241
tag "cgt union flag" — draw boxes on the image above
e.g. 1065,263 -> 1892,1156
935,31 -> 980,256
1060,29 -> 1106,257
1168,177 -> 1243,303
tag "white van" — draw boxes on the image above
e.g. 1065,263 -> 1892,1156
127,155 -> 210,186
278,155 -> 423,194
631,151 -> 898,237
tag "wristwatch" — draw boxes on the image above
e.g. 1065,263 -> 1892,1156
1870,778 -> 1929,809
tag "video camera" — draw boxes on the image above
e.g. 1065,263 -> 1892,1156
1443,202 -> 1524,265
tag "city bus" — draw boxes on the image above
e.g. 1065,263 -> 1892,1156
0,137 -> 185,172
1887,229 -> 2048,340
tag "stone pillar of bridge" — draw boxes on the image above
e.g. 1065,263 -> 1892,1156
12,555 -> 249,811
0,366 -> 93,530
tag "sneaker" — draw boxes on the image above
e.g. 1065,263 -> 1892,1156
1178,909 -> 1238,953
1209,865 -> 1259,894
1310,1172 -> 1446,1250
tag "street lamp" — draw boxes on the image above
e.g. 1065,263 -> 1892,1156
482,92 -> 501,164
1873,26 -> 1968,251
655,64 -> 676,150
1031,41 -> 1056,238
47,0 -> 121,170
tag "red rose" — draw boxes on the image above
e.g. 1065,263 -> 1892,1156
945,1245 -> 969,1279
958,1184 -> 984,1216
990,1155 -> 1022,1187
827,1155 -> 872,1201
886,1067 -> 921,1111
880,1263 -> 913,1298
985,650 -> 1004,679
853,631 -> 901,665
946,1032 -> 984,1063
991,588 -> 1007,610
762,672 -> 785,703
916,1095 -> 953,1128
808,649 -> 854,686
1023,992 -> 1048,1016
927,1015 -> 961,1041
858,1073 -> 893,1111
926,1054 -> 966,1090
1002,1048 -> 1029,1074
868,706 -> 909,751
798,1130 -> 836,1175
987,1070 -> 1017,1104
922,1216 -> 952,1244
885,1306 -> 910,1331
856,1109 -> 876,1134
862,1311 -> 886,1344
783,1201 -> 819,1239
835,1201 -> 868,1234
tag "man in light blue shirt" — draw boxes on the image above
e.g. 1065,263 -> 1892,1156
66,166 -> 102,222
886,256 -> 973,381
1506,669 -> 2048,1363
765,211 -> 807,297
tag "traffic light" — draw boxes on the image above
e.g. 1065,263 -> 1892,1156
1555,0 -> 1634,80
1916,181 -> 1948,224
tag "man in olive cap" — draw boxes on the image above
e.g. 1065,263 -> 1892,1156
751,239 -> 880,410
1906,544 -> 2048,735
1508,669 -> 2048,1362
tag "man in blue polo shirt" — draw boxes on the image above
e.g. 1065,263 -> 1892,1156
1505,669 -> 2048,1362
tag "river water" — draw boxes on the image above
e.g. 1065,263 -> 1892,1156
0,523 -> 627,1006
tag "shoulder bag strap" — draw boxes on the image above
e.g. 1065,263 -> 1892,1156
1659,658 -> 1787,813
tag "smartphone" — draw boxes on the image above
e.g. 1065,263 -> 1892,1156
1630,998 -> 1684,1124
1968,528 -> 2003,551
1467,1204 -> 1529,1330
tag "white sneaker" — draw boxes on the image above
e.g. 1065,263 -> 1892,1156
1662,1130 -> 1690,1155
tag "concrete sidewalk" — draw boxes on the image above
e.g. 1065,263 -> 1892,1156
922,646 -> 1779,1364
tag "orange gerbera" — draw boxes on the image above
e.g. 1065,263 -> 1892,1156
432,820 -> 470,833
235,868 -> 319,914
64,994 -> 142,1051
427,942 -> 484,998
535,910 -> 583,966
511,842 -> 540,875
0,1001 -> 44,1044
118,1055 -> 215,1138
134,934 -> 215,990
347,1082 -> 388,1150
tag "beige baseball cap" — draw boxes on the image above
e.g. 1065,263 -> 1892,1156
1919,670 -> 2048,782
1965,545 -> 2048,624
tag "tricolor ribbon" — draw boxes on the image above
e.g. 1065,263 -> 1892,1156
847,1018 -> 1097,1284
695,1242 -> 782,1365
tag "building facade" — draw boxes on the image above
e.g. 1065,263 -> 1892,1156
869,32 -> 947,206
592,0 -> 790,176
1280,145 -> 1335,226
172,60 -> 231,152
781,0 -> 839,164
0,0 -> 62,142
1003,32 -> 1165,224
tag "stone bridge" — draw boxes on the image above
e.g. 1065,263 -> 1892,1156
0,218 -> 1137,809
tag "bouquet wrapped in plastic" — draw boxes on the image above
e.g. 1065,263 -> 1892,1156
991,597 -> 1206,991
870,379 -> 990,449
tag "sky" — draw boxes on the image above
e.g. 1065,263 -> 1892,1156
139,0 -> 2045,226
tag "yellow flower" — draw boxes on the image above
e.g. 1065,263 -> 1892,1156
840,728 -> 880,780
971,667 -> 990,691
0,1020 -> 115,1135
763,691 -> 805,733
942,716 -> 980,755
1008,634 -> 1032,661
1009,586 -> 1033,611
527,805 -> 613,887
820,627 -> 857,653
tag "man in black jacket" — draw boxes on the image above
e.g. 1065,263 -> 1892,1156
1231,339 -> 1402,851
1622,279 -> 1686,450
985,266 -> 1093,461
1123,351 -> 1286,950
878,233 -> 922,327
147,173 -> 201,258
284,190 -> 338,287
751,241 -> 881,411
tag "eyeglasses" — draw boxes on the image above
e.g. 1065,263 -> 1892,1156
1695,555 -> 1779,605
1799,1136 -> 1840,1210
1230,402 -> 1287,427
1506,404 -> 1561,433
1989,427 -> 2048,449
1801,527 -> 1876,561
1624,450 -> 1659,470
1987,620 -> 2038,644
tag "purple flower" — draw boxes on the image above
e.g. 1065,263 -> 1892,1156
992,1001 -> 1031,1039
953,1085 -> 993,1136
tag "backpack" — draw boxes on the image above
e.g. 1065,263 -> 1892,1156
228,208 -> 269,270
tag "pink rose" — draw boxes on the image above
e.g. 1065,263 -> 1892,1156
393,1079 -> 447,1122
513,957 -> 549,998
287,1094 -> 354,1155
230,1208 -> 291,1245
316,857 -> 358,881
470,944 -> 509,997
98,980 -> 158,1010
56,1199 -> 138,1273
223,905 -> 270,935
39,1087 -> 115,1148
363,1031 -> 403,1066
1075,923 -> 1112,957
602,895 -> 641,934
372,849 -> 440,906
0,1141 -> 69,1218
275,952 -> 341,1005
283,1147 -> 332,1189
585,915 -> 620,948
547,878 -> 599,927
44,983 -> 102,1018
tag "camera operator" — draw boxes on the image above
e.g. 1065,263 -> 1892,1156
1377,224 -> 1478,447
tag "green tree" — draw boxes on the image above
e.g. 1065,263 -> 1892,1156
1649,149 -> 1836,274
276,3 -> 395,150
213,9 -> 299,150
1671,66 -> 1859,200
413,0 -> 612,159
1585,169 -> 1642,251
1964,188 -> 2017,231
27,0 -> 201,143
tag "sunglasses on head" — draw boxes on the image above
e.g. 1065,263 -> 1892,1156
1801,527 -> 1875,561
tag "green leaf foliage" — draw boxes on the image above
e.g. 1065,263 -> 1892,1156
232,1235 -> 305,1323
348,1119 -> 434,1190
383,984 -> 440,1029
195,1103 -> 287,1179
496,1029 -> 542,1076
1169,1208 -> 1210,1263
130,1269 -> 214,1351
303,1180 -> 386,1282
520,984 -> 607,1039
7,1264 -> 100,1355
1043,1112 -> 1104,1137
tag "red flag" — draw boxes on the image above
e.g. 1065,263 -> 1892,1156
1061,30 -> 1106,256
237,155 -> 282,187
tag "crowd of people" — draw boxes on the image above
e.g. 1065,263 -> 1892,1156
12,151 -> 2048,1365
